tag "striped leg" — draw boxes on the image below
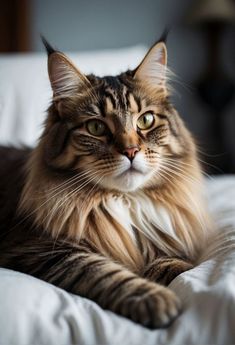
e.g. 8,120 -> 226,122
144,257 -> 193,286
0,238 -> 181,329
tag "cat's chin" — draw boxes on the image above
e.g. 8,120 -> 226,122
98,154 -> 154,192
100,169 -> 151,192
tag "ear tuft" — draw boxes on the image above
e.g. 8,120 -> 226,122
41,35 -> 57,56
157,28 -> 170,44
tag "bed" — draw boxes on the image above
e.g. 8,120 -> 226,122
0,47 -> 235,345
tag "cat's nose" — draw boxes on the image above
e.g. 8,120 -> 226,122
122,146 -> 140,162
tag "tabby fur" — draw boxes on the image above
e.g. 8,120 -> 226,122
0,37 -> 212,328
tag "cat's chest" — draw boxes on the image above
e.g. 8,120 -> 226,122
102,193 -> 178,248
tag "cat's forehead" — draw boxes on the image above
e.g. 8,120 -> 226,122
83,74 -> 166,119
99,76 -> 141,115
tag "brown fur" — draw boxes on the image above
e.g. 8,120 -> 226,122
0,39 -> 212,329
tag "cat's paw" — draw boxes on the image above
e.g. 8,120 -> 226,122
117,283 -> 181,329
144,257 -> 193,286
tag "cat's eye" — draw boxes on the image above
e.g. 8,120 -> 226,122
137,113 -> 155,130
86,119 -> 107,136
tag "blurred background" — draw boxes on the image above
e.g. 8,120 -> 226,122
0,0 -> 235,174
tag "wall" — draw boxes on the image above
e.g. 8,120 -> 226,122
31,0 -> 193,52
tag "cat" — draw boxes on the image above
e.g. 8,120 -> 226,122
0,36 -> 211,329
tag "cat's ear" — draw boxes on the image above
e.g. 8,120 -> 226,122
41,37 -> 89,99
134,41 -> 167,87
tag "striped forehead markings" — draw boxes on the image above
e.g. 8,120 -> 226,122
104,90 -> 117,111
102,89 -> 142,117
105,97 -> 114,113
128,93 -> 139,113
89,76 -> 144,117
103,76 -> 130,112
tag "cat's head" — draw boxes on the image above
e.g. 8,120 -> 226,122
41,38 -> 194,193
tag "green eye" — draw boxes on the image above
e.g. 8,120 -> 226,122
137,113 -> 155,130
86,120 -> 106,136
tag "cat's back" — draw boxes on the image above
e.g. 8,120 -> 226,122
0,146 -> 30,180
0,146 -> 31,231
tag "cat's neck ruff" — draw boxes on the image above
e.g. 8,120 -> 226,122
102,191 -> 187,257
20,151 -> 209,266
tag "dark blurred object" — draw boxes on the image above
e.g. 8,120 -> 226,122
187,0 -> 235,174
0,0 -> 31,52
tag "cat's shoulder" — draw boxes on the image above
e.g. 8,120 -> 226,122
0,146 -> 31,162
0,145 -> 32,183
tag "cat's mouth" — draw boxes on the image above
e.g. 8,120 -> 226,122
100,156 -> 151,192
117,166 -> 143,178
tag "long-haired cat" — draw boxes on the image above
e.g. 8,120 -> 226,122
0,36 -> 211,329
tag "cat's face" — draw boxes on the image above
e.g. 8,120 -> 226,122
43,41 -> 189,192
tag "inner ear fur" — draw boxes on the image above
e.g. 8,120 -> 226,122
47,51 -> 90,100
134,41 -> 168,87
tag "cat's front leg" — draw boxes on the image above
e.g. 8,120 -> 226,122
0,238 -> 182,329
143,257 -> 193,286
44,247 -> 182,329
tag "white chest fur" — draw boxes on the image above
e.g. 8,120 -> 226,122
102,193 -> 184,255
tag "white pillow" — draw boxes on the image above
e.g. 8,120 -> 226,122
0,46 -> 146,146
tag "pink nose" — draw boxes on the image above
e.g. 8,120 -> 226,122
122,146 -> 140,161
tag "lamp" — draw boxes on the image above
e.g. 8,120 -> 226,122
187,0 -> 235,24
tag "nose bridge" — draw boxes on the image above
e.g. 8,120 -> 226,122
116,131 -> 139,151
113,114 -> 139,151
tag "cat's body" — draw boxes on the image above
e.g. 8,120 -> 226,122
0,38 -> 211,328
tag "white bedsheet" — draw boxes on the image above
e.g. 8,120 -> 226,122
0,175 -> 235,345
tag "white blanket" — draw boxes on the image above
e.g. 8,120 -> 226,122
0,175 -> 235,345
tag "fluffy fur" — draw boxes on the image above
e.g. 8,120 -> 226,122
0,37 -> 212,329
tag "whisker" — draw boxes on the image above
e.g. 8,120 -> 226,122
160,163 -> 201,190
157,166 -> 207,231
157,167 -> 174,185
196,147 -> 227,158
31,169 -> 97,204
51,175 -> 104,251
78,175 -> 104,227
162,152 -> 223,174
6,170 -> 100,236
47,166 -> 112,220
45,169 -> 93,194
162,157 -> 214,180
161,161 -> 202,186
36,169 -> 94,198
197,157 -> 224,174
46,173 -> 100,228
